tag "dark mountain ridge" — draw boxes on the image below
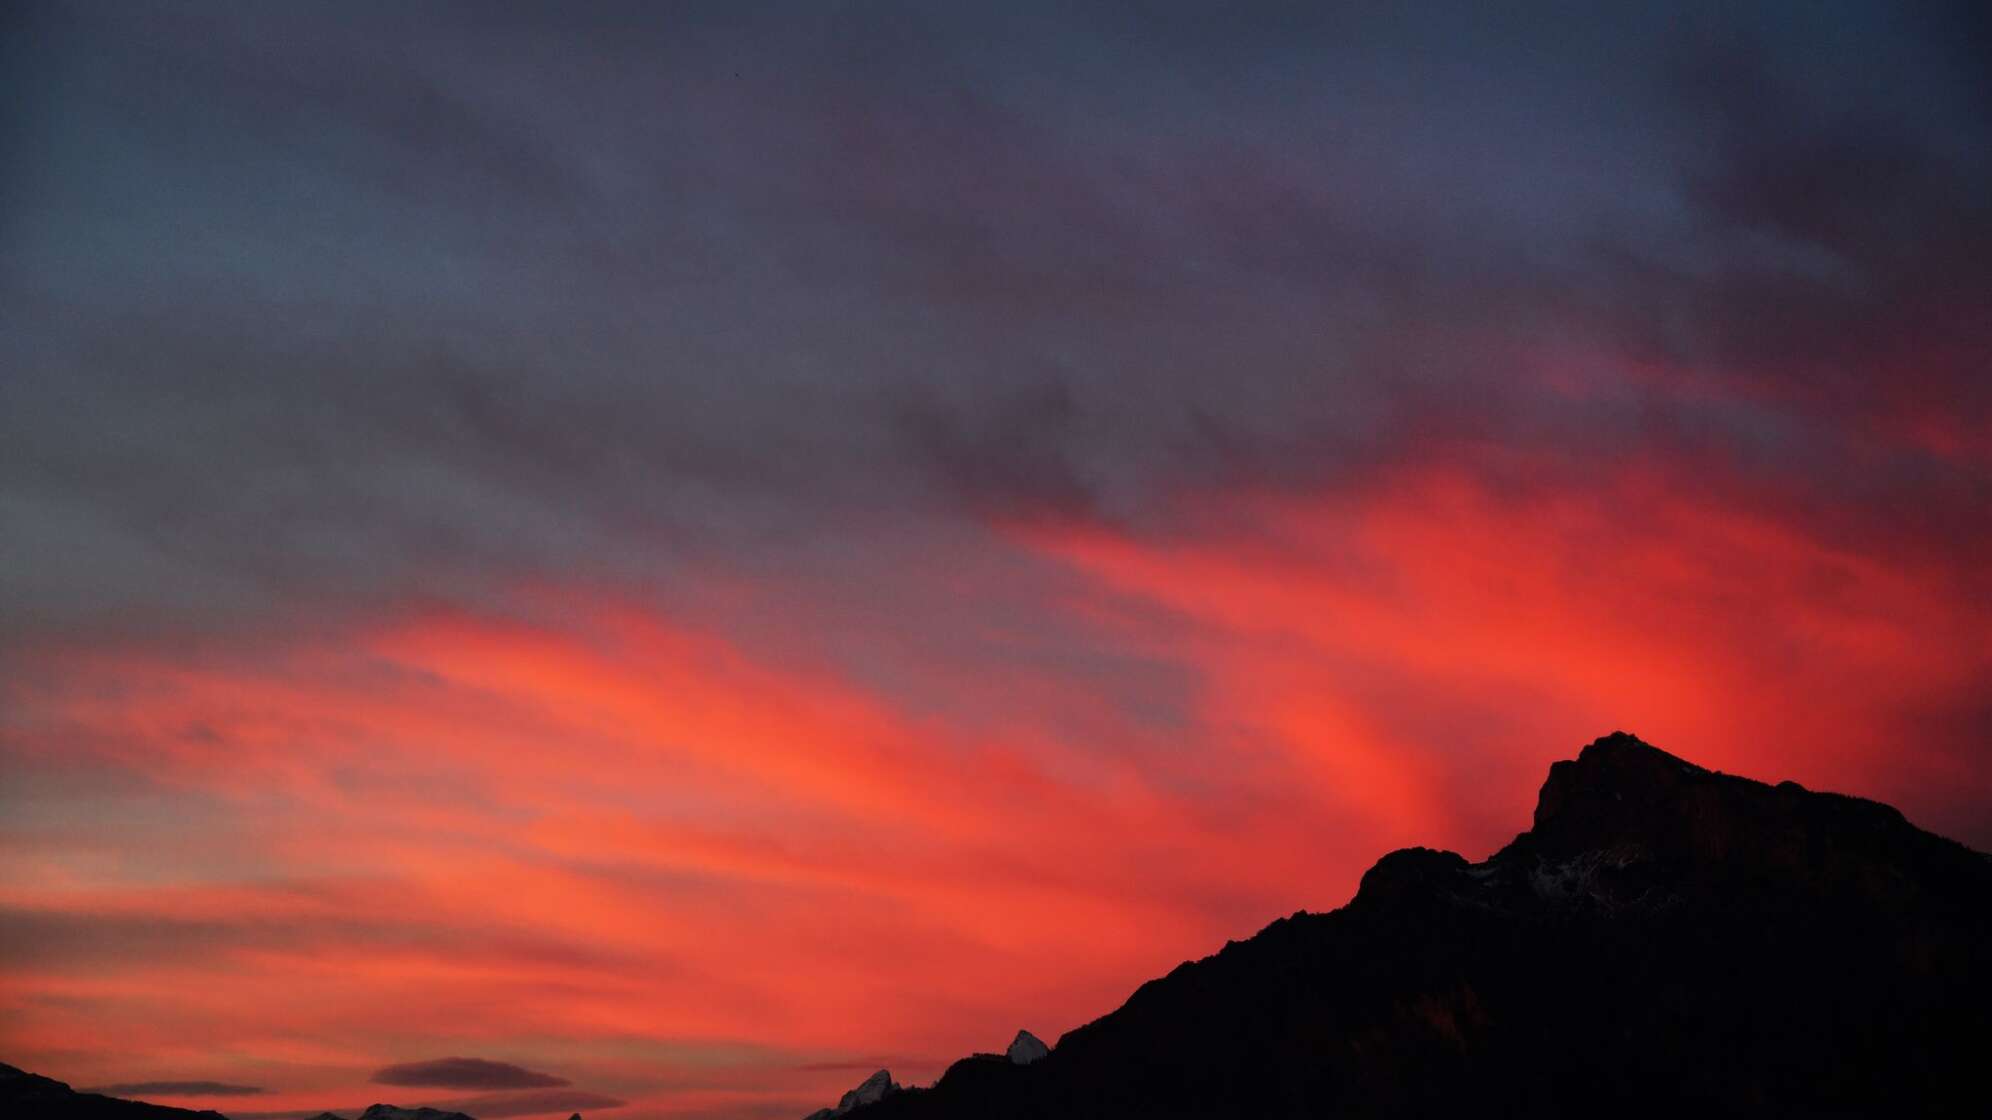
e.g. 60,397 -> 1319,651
0,1065 -> 488,1120
0,1063 -> 229,1120
848,732 -> 1992,1118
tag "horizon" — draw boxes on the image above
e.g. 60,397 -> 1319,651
9,732 -> 1981,1120
3,3 -> 1988,1119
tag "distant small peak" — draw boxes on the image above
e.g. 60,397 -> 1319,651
1007,1029 -> 1050,1065
821,1068 -> 898,1116
356,1107 -> 474,1120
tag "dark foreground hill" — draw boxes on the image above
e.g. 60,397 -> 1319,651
0,1066 -> 493,1120
846,733 -> 1992,1119
0,1063 -> 229,1120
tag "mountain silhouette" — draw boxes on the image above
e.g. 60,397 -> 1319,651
0,1063 -> 229,1120
0,1065 -> 484,1120
844,732 -> 1992,1118
303,1109 -> 477,1120
312,1101 -> 587,1120
353,1107 -> 477,1120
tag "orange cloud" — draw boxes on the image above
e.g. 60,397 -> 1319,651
1012,459 -> 1990,841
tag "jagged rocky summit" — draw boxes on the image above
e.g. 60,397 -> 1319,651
835,732 -> 1992,1119
1004,1032 -> 1048,1066
803,1031 -> 1050,1120
354,1107 -> 476,1120
803,1068 -> 900,1120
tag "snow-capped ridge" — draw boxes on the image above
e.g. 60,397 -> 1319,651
1006,1030 -> 1050,1065
802,1068 -> 899,1120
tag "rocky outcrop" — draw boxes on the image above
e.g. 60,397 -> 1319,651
1004,1032 -> 1048,1066
803,1068 -> 899,1119
839,1070 -> 897,1113
836,733 -> 1992,1119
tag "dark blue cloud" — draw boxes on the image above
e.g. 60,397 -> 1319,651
1,1 -> 1984,643
428,1089 -> 626,1118
86,1081 -> 267,1097
370,1057 -> 569,1090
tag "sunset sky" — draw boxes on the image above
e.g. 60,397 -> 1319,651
2,3 -> 1988,1119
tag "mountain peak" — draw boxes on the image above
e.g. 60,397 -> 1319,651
1534,730 -> 1699,818
829,733 -> 1992,1119
847,1069 -> 894,1100
358,1106 -> 475,1120
1513,731 -> 1967,911
803,1068 -> 900,1120
1006,1030 -> 1049,1065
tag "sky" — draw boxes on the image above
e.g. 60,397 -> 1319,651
1,1 -> 1988,1117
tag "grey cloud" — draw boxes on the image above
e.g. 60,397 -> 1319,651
371,1057 -> 569,1090
234,1089 -> 624,1120
86,1081 -> 267,1097
2,1 -> 1986,646
429,1089 -> 625,1117
795,1058 -> 932,1074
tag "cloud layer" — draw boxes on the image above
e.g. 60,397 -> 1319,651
431,1089 -> 627,1119
370,1058 -> 570,1091
3,1 -> 1984,642
86,1082 -> 267,1098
